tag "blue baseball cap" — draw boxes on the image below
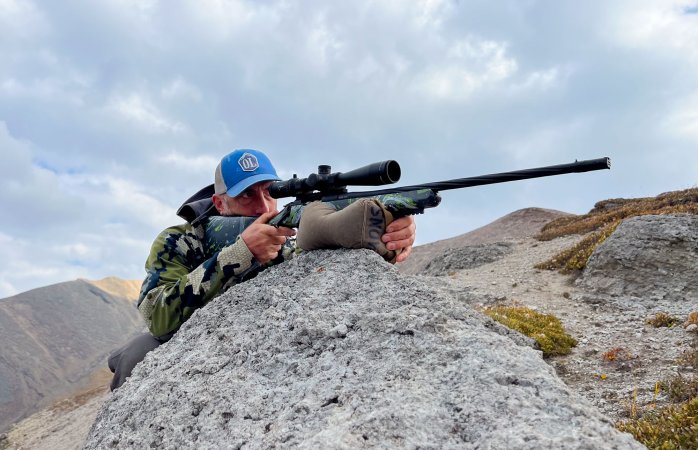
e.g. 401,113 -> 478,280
214,149 -> 281,197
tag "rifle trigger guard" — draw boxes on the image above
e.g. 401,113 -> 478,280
269,207 -> 290,228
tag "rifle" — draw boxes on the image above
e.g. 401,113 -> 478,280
203,157 -> 611,254
266,157 -> 611,228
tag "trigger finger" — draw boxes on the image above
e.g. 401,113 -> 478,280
280,226 -> 297,236
271,235 -> 288,245
386,238 -> 412,252
383,227 -> 414,244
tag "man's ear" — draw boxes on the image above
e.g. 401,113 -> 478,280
211,194 -> 225,214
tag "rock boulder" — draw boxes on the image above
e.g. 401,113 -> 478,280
84,250 -> 641,449
577,214 -> 698,312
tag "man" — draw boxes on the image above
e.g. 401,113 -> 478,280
108,149 -> 416,390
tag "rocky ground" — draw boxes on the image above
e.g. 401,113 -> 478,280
421,234 -> 696,420
2,213 -> 694,448
83,248 -> 641,449
0,369 -> 111,450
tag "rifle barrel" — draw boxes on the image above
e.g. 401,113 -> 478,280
350,157 -> 611,196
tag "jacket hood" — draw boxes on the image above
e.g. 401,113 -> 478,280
176,184 -> 219,225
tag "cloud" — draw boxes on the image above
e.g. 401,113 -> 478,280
107,93 -> 188,134
662,93 -> 698,141
1,0 -> 698,295
160,77 -> 203,101
0,0 -> 48,41
412,38 -> 518,100
608,1 -> 698,62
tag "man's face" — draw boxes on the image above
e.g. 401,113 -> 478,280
215,181 -> 277,217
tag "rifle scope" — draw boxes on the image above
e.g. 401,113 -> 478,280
269,160 -> 401,199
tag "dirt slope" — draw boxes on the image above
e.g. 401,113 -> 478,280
399,207 -> 571,275
0,277 -> 143,433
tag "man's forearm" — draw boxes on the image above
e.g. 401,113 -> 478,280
138,232 -> 261,338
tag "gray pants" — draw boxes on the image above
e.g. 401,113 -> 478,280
108,333 -> 162,391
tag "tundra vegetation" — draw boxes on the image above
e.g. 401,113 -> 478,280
527,188 -> 698,449
535,187 -> 698,273
482,306 -> 577,357
616,347 -> 698,450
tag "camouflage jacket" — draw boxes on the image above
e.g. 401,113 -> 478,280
136,184 -> 294,339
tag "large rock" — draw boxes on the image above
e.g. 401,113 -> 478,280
421,242 -> 513,276
399,208 -> 570,275
577,214 -> 698,312
84,250 -> 641,449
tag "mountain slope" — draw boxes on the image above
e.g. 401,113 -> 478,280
399,207 -> 571,275
0,278 -> 144,432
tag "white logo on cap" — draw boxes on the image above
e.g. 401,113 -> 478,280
238,153 -> 259,172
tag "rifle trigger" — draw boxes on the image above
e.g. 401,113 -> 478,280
270,207 -> 290,228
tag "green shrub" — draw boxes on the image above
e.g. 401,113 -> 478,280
482,306 -> 577,357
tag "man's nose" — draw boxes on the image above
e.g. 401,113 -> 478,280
253,193 -> 271,214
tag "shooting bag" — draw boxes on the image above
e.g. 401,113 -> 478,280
296,199 -> 398,263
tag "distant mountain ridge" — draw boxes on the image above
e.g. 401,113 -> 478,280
0,277 -> 144,433
399,207 -> 572,275
81,277 -> 142,303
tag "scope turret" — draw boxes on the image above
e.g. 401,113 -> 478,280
269,160 -> 401,199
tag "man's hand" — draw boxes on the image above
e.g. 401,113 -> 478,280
241,211 -> 296,264
382,215 -> 416,263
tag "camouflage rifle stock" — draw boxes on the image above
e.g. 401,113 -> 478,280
203,157 -> 611,253
267,157 -> 611,228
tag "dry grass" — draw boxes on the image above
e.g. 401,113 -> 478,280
537,188 -> 698,241
646,312 -> 681,328
666,348 -> 698,404
684,312 -> 698,328
616,398 -> 698,449
616,346 -> 698,448
535,188 -> 698,273
535,220 -> 620,273
665,373 -> 698,404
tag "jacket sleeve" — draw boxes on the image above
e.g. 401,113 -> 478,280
136,224 -> 263,339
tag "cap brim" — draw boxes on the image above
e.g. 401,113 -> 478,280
226,173 -> 282,197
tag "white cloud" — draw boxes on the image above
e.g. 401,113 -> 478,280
412,37 -> 518,100
161,77 -> 203,101
2,0 -> 698,296
107,93 -> 188,133
158,152 -> 219,174
414,0 -> 452,28
0,73 -> 89,105
0,233 -> 82,298
305,13 -> 344,74
663,93 -> 698,141
512,66 -> 567,92
500,119 -> 592,164
0,0 -> 47,40
105,177 -> 177,229
606,1 -> 698,62
179,0 -> 281,41
0,122 -> 85,226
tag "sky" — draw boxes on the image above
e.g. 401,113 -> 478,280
1,0 -> 697,297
